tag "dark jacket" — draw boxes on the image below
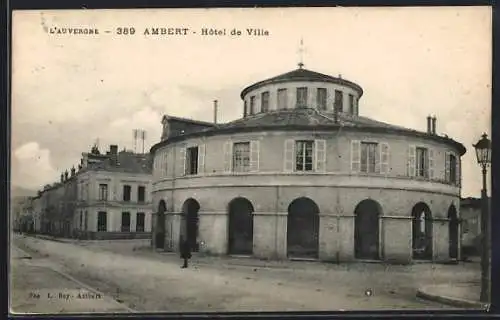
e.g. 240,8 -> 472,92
180,240 -> 192,259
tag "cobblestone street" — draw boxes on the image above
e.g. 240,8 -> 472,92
10,234 -> 481,313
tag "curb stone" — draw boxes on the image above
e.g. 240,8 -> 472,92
416,288 -> 488,310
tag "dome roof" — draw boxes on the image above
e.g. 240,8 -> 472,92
240,68 -> 364,99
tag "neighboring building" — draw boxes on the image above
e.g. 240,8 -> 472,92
460,196 -> 490,256
74,144 -> 153,240
150,66 -> 466,264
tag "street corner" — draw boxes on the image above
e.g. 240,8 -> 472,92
416,284 -> 486,310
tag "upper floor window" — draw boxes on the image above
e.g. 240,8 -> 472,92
295,140 -> 313,171
121,212 -> 130,232
138,186 -> 146,203
243,101 -> 248,117
261,91 -> 269,112
349,94 -> 355,114
360,142 -> 378,173
416,147 -> 428,178
249,96 -> 256,115
296,87 -> 308,108
277,88 -> 288,109
185,146 -> 199,175
98,184 -> 108,201
334,90 -> 343,113
123,185 -> 131,202
97,211 -> 107,232
446,153 -> 458,184
233,142 -> 250,172
317,88 -> 327,110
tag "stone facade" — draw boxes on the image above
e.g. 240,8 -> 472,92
150,67 -> 465,264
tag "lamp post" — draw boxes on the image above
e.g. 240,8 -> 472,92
473,133 -> 491,303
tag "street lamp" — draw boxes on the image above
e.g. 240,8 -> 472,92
473,132 -> 491,303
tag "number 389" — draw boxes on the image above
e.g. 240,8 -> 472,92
116,27 -> 136,35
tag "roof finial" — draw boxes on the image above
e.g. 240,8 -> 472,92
297,37 -> 306,69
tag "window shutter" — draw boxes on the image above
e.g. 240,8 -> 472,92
455,155 -> 461,186
250,140 -> 260,172
428,149 -> 434,180
180,147 -> 186,177
314,139 -> 326,172
380,142 -> 390,175
351,140 -> 361,172
223,141 -> 232,173
284,139 -> 295,172
445,152 -> 451,183
408,145 -> 416,177
197,144 -> 206,175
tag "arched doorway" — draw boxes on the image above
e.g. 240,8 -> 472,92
227,197 -> 254,255
182,198 -> 200,252
412,202 -> 433,260
287,197 -> 320,259
448,204 -> 459,259
354,199 -> 382,260
155,200 -> 166,249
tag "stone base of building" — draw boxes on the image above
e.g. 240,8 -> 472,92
76,231 -> 152,240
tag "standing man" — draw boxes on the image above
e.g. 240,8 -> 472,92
180,236 -> 191,269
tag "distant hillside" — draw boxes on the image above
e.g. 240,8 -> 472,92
10,185 -> 36,199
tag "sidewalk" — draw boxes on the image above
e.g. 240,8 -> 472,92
416,282 -> 488,310
10,245 -> 135,314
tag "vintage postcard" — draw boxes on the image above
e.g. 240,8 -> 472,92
10,7 -> 492,315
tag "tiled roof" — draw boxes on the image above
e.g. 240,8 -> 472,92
88,151 -> 152,174
240,68 -> 363,98
214,108 -> 419,133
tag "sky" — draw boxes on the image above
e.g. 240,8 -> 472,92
11,7 -> 491,197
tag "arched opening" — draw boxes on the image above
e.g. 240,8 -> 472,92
287,197 -> 320,259
412,202 -> 433,260
155,200 -> 166,249
182,198 -> 200,252
448,204 -> 459,259
354,199 -> 382,260
227,197 -> 254,255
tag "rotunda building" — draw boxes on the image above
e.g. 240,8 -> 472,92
150,66 -> 466,264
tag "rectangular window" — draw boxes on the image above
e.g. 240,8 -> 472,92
249,96 -> 255,115
232,142 -> 250,172
97,211 -> 107,232
296,87 -> 308,107
98,184 -> 108,201
449,154 -> 457,184
334,90 -> 343,113
349,94 -> 355,114
138,186 -> 146,203
277,88 -> 288,109
121,212 -> 130,232
416,147 -> 428,178
360,142 -> 378,173
123,185 -> 131,202
243,101 -> 248,117
185,146 -> 199,175
317,88 -> 327,110
79,211 -> 83,230
261,91 -> 269,112
84,211 -> 88,230
136,212 -> 145,232
295,140 -> 314,171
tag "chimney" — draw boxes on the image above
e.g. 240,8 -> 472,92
426,115 -> 432,134
213,100 -> 218,124
109,144 -> 118,165
431,115 -> 437,135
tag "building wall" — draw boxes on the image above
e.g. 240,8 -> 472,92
242,80 -> 361,115
152,129 -> 463,263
